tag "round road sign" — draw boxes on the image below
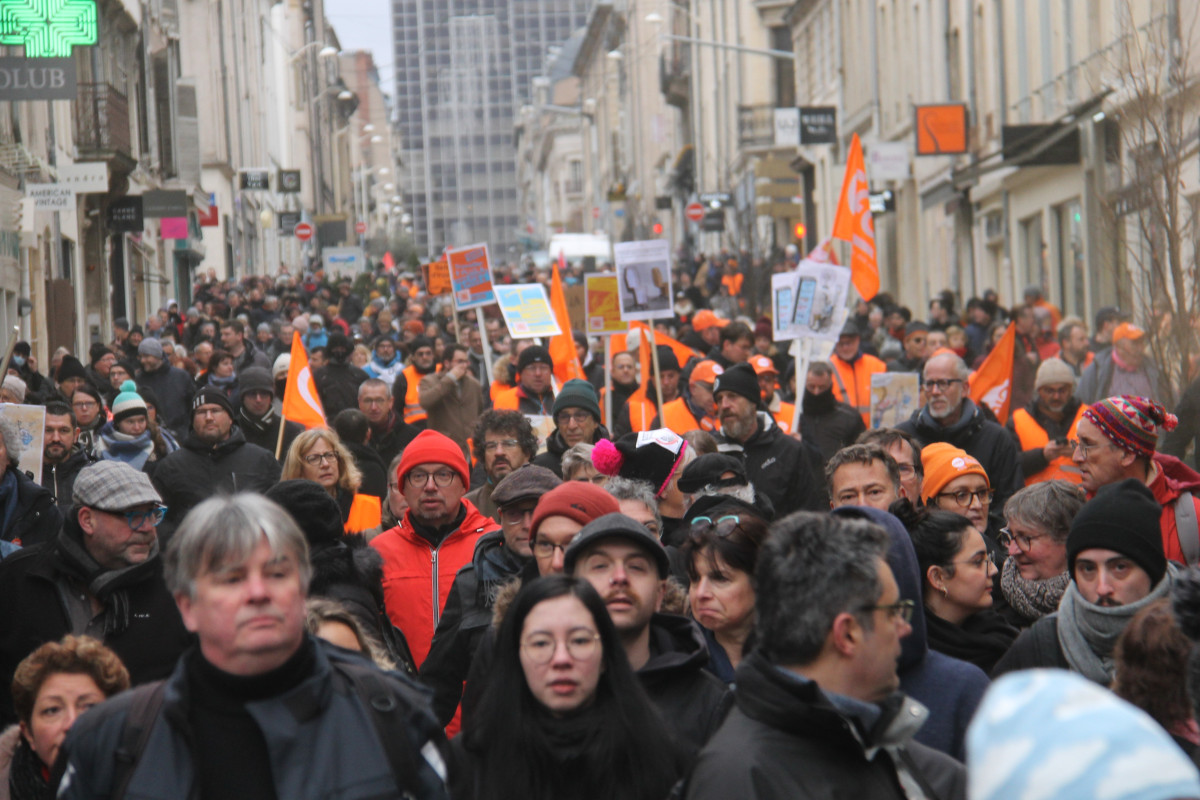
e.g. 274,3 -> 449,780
355,220 -> 367,235
294,222 -> 314,241
685,202 -> 705,223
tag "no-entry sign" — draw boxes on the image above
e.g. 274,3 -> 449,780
294,221 -> 314,241
355,220 -> 367,234
685,202 -> 705,223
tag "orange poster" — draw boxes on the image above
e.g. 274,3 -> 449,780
423,258 -> 451,295
585,274 -> 627,334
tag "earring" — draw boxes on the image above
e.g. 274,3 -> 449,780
940,586 -> 948,598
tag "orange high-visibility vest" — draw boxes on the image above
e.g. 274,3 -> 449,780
344,493 -> 382,534
829,353 -> 886,426
493,386 -> 519,411
773,403 -> 796,434
627,396 -> 658,433
403,364 -> 431,425
1012,405 -> 1087,485
659,397 -> 719,436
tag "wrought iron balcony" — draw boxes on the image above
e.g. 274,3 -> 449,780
74,83 -> 134,168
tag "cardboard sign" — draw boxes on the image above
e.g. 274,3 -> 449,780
564,284 -> 586,333
870,372 -> 920,429
445,243 -> 495,310
614,239 -> 674,321
0,403 -> 44,480
495,283 -> 561,339
423,258 -> 451,296
585,273 -> 627,334
771,272 -> 798,342
788,259 -> 851,341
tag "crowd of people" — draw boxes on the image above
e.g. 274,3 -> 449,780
0,257 -> 1199,798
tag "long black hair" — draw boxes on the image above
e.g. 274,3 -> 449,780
890,497 -> 974,581
459,575 -> 684,800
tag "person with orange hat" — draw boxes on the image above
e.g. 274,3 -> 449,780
749,354 -> 796,434
371,429 -> 500,669
921,442 -> 995,539
655,360 -> 723,435
688,310 -> 728,356
1077,321 -> 1165,405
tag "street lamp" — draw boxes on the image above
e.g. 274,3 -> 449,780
290,42 -> 339,62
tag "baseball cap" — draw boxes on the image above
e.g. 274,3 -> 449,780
749,355 -> 778,376
1112,322 -> 1145,344
689,359 -> 724,385
692,310 -> 729,331
563,512 -> 670,577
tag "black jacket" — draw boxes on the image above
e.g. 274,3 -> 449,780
135,361 -> 197,439
716,413 -> 827,517
898,399 -> 1024,524
685,651 -> 967,800
368,413 -> 419,469
637,614 -> 733,762
0,522 -> 192,725
0,467 -> 61,547
237,407 -> 303,461
314,361 -> 370,420
797,392 -> 867,463
990,614 -> 1069,678
39,448 -> 95,513
532,424 -> 611,478
345,441 -> 387,498
152,426 -> 282,542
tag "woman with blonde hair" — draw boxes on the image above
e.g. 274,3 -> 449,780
282,428 -> 380,534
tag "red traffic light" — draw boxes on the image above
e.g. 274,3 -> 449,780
652,222 -> 664,236
792,222 -> 807,240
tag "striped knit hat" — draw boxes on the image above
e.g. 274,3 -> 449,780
1083,395 -> 1177,459
111,380 -> 148,425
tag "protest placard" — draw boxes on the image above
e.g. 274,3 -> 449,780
614,240 -> 674,321
494,283 -> 562,339
446,244 -> 495,310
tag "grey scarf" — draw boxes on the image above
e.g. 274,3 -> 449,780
1000,556 -> 1070,624
1056,568 -> 1174,684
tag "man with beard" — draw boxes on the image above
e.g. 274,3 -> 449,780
798,362 -> 866,462
236,367 -> 303,460
313,333 -> 369,419
364,336 -> 404,384
994,479 -> 1177,682
713,363 -> 826,515
1055,318 -> 1093,377
38,401 -> 94,511
1007,358 -> 1086,486
886,322 -> 929,374
392,336 -> 439,430
465,411 -> 536,521
566,513 -> 732,762
152,388 -> 281,542
534,379 -> 610,476
898,352 -> 1023,522
358,378 -> 418,468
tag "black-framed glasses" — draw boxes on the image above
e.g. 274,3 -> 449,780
924,378 -> 963,392
935,488 -> 994,508
407,469 -> 457,488
521,631 -> 601,664
533,540 -> 569,559
106,506 -> 168,529
302,451 -> 339,466
555,410 -> 593,426
858,599 -> 915,623
998,527 -> 1050,552
483,438 -> 520,452
691,514 -> 741,538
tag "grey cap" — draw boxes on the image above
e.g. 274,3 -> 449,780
137,338 -> 163,359
491,464 -> 562,508
238,366 -> 274,396
73,461 -> 162,511
563,512 -> 670,578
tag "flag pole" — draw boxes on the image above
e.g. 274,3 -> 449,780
603,335 -> 613,429
475,307 -> 493,387
274,409 -> 287,460
648,325 -> 663,430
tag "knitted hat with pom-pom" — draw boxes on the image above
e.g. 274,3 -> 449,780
592,429 -> 689,498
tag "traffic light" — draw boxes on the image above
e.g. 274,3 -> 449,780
652,221 -> 663,236
792,221 -> 806,241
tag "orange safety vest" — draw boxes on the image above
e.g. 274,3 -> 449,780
721,273 -> 744,296
493,385 -> 519,411
1011,405 -> 1086,485
773,403 -> 796,434
627,396 -> 658,433
344,493 -> 382,534
830,353 -> 886,427
403,364 -> 434,425
659,397 -> 719,436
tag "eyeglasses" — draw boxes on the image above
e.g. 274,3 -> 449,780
483,438 -> 520,452
555,410 -> 593,426
895,463 -> 917,477
1073,439 -> 1113,459
998,527 -> 1050,552
500,506 -> 536,525
935,488 -> 993,508
954,551 -> 997,569
533,540 -> 569,559
105,506 -> 168,528
407,468 -> 457,488
521,631 -> 601,664
858,598 -> 915,623
690,515 -> 742,538
303,451 -> 339,466
72,400 -> 98,410
924,378 -> 963,392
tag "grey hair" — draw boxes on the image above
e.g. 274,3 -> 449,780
604,477 -> 663,534
1003,479 -> 1087,544
756,512 -> 889,666
560,443 -> 596,479
164,494 -> 312,599
0,414 -> 23,468
924,351 -> 969,380
690,483 -> 757,505
358,378 -> 391,400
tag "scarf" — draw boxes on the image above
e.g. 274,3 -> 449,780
1000,556 -> 1070,624
1056,571 -> 1174,684
9,737 -> 50,800
923,608 -> 1018,673
536,701 -> 601,764
54,523 -> 161,635
238,407 -> 276,437
802,389 -> 838,416
97,425 -> 154,470
0,469 -> 18,540
208,372 -> 237,392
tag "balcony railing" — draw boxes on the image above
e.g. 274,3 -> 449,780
74,83 -> 132,161
738,104 -> 776,149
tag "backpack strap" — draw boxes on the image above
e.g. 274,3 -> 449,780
110,681 -> 167,800
1176,491 -> 1199,566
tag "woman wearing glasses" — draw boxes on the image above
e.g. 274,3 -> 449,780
453,576 -> 684,800
681,504 -> 768,684
896,501 -> 1016,673
993,480 -> 1086,629
920,443 -> 997,542
282,428 -> 380,534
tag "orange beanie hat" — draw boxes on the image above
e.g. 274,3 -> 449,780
920,442 -> 989,502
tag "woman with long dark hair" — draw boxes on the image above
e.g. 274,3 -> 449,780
453,575 -> 685,800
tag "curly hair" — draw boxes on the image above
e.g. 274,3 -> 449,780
472,410 -> 537,464
281,427 -> 362,494
11,635 -> 130,725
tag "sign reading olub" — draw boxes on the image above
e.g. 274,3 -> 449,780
0,57 -> 75,100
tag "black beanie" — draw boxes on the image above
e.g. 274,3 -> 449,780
1067,478 -> 1166,586
552,379 -> 601,422
56,355 -> 89,383
592,430 -> 689,497
89,342 -> 113,365
712,362 -> 763,408
192,386 -> 235,419
656,345 -> 681,374
265,479 -> 343,548
517,345 -> 553,373
239,366 -> 274,396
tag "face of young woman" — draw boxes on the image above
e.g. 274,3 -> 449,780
937,527 -> 997,615
518,595 -> 603,717
117,415 -> 147,436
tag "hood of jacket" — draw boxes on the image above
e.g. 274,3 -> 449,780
831,505 -> 928,671
309,534 -> 387,607
909,398 -> 986,446
180,424 -> 250,457
1152,453 -> 1200,499
639,613 -> 711,678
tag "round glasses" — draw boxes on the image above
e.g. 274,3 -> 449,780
407,468 -> 457,488
998,527 -> 1050,552
935,488 -> 993,508
521,631 -> 600,664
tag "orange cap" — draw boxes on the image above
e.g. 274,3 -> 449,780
750,355 -> 778,376
690,360 -> 725,385
693,310 -> 729,331
920,442 -> 990,502
1112,322 -> 1145,344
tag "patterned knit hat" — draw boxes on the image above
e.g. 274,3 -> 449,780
1083,395 -> 1178,459
111,380 -> 148,425
592,429 -> 689,498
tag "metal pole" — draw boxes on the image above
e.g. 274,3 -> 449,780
475,306 -> 493,386
603,334 -> 613,429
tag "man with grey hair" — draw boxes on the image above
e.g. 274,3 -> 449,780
898,351 -> 1023,519
686,513 -> 966,799
358,377 -> 418,467
0,460 -> 188,725
54,493 -> 449,799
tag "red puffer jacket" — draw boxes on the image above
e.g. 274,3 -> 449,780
1148,453 -> 1200,566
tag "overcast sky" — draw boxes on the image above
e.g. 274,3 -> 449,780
328,3 -> 394,100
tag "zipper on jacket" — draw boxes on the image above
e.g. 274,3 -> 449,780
431,544 -> 441,628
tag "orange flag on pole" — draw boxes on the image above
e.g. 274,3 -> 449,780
282,331 -> 326,429
969,322 -> 1016,425
627,322 -> 654,431
548,256 -> 584,384
831,133 -> 880,302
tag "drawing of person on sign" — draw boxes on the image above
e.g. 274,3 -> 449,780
615,240 -> 674,321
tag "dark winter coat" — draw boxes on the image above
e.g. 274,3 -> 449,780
0,468 -> 61,548
39,448 -> 94,513
990,614 -> 1069,678
1164,375 -> 1200,469
1076,347 -> 1166,406
368,413 -> 420,469
313,360 -> 370,420
236,407 -> 303,462
532,424 -> 611,478
344,441 -> 387,498
151,426 -> 282,543
797,392 -> 868,463
135,360 -> 196,439
684,651 -> 967,800
716,412 -> 827,517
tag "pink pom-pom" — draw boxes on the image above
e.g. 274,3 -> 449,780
1164,412 -> 1179,433
592,438 -> 624,476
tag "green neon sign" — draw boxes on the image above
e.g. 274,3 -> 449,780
0,0 -> 97,58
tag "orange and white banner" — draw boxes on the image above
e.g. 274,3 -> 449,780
282,331 -> 326,429
548,256 -> 585,384
831,133 -> 879,302
969,322 -> 1016,424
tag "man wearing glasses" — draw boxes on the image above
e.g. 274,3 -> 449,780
1007,357 -> 1086,486
687,512 -> 964,799
534,379 -> 609,477
372,430 -> 500,670
0,460 -> 191,725
898,352 -> 1023,525
466,411 -> 537,522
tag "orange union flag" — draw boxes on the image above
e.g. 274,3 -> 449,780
548,256 -> 584,384
831,133 -> 879,302
969,322 -> 1016,424
282,331 -> 326,429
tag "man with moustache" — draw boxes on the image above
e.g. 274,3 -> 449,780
566,512 -> 732,761
39,401 -> 95,511
993,479 -> 1177,683
465,411 -> 537,522
1007,358 -> 1086,486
